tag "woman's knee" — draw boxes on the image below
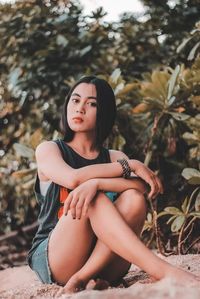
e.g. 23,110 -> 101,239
116,189 -> 147,226
89,191 -> 111,209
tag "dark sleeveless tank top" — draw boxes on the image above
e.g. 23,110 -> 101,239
27,138 -> 111,264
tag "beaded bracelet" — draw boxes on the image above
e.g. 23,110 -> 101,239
117,158 -> 131,179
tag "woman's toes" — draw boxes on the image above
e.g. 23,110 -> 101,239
85,279 -> 96,290
86,278 -> 110,290
62,277 -> 85,294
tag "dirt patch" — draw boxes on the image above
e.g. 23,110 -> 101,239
0,254 -> 199,299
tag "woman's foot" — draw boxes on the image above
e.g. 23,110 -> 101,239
62,274 -> 86,294
85,278 -> 110,290
164,267 -> 199,285
59,273 -> 110,295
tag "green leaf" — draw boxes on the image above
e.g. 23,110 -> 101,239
182,168 -> 200,181
190,212 -> 200,217
168,96 -> 176,107
110,68 -> 121,84
167,65 -> 180,101
188,177 -> 200,185
54,14 -> 68,24
168,112 -> 190,121
157,211 -> 170,218
79,45 -> 92,57
181,197 -> 189,213
143,98 -> 164,109
56,34 -> 68,47
188,42 -> 200,61
29,5 -> 41,16
151,70 -> 169,100
114,82 -> 124,95
171,215 -> 185,232
182,132 -> 199,144
22,178 -> 35,189
176,37 -> 192,53
117,82 -> 139,96
164,207 -> 182,215
13,143 -> 34,159
12,168 -> 36,178
8,67 -> 22,88
147,212 -> 152,222
167,215 -> 177,224
195,191 -> 200,212
112,134 -> 126,151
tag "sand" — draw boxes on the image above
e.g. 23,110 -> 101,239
0,254 -> 199,299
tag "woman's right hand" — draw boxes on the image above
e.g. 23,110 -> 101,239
63,179 -> 99,220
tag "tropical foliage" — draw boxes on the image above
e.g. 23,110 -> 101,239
0,0 -> 199,254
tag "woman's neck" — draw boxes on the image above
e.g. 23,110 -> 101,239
66,133 -> 99,157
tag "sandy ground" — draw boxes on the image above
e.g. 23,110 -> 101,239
0,254 -> 200,299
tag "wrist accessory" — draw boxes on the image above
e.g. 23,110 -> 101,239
117,158 -> 131,179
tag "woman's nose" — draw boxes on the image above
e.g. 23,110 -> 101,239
76,102 -> 85,114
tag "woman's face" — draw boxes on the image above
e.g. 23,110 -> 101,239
67,83 -> 97,134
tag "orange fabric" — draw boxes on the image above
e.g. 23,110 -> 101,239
58,206 -> 64,219
58,186 -> 69,219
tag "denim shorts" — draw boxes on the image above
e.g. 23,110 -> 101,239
30,231 -> 55,284
30,191 -> 118,284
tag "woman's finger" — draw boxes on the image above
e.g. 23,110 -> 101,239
82,196 -> 93,216
70,195 -> 80,219
151,175 -> 163,198
149,174 -> 163,199
147,173 -> 159,199
75,197 -> 85,219
156,176 -> 164,194
153,176 -> 160,198
64,192 -> 73,215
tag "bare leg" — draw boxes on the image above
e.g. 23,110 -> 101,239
63,189 -> 147,293
85,193 -> 189,280
50,191 -> 197,290
48,210 -> 96,285
97,189 -> 147,283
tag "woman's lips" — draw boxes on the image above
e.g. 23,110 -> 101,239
73,117 -> 83,123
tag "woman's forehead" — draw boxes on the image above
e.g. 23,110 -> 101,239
72,83 -> 97,97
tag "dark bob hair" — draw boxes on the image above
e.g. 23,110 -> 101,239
60,75 -> 116,148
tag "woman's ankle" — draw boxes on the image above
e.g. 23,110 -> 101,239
72,270 -> 93,285
163,266 -> 197,283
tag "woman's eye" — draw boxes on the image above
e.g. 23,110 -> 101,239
72,98 -> 79,103
88,102 -> 97,107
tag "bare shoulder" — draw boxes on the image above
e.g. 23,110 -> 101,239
36,141 -> 62,180
35,140 -> 60,157
109,149 -> 129,162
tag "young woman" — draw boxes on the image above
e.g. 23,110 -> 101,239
27,76 -> 198,294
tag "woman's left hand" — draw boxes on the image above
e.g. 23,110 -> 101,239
130,160 -> 163,200
63,179 -> 98,219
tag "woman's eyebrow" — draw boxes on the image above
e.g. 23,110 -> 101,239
71,93 -> 81,97
87,96 -> 97,100
71,93 -> 97,100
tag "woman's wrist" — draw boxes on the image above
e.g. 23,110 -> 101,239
117,158 -> 132,179
90,178 -> 99,189
129,159 -> 140,172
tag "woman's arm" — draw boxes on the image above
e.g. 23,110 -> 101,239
95,177 -> 147,194
35,141 -> 126,190
63,177 -> 148,219
94,149 -> 147,194
36,141 -> 162,198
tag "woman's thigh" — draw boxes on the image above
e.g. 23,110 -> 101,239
48,213 -> 96,285
47,187 -> 146,285
98,188 -> 147,284
47,192 -> 118,285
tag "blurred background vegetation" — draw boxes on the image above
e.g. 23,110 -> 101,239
0,0 -> 200,267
